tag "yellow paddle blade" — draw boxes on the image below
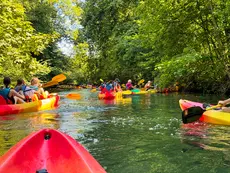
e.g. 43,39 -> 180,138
138,79 -> 145,85
43,81 -> 59,88
66,93 -> 81,100
121,84 -> 126,88
52,74 -> 66,82
100,78 -> 104,82
91,88 -> 97,92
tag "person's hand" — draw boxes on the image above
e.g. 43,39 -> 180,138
218,100 -> 225,106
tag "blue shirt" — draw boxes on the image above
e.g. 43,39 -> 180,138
0,88 -> 11,102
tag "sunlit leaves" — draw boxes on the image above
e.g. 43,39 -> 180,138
0,0 -> 56,80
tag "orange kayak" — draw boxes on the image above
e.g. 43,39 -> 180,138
0,129 -> 106,173
0,94 -> 59,116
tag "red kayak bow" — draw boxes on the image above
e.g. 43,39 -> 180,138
0,129 -> 106,173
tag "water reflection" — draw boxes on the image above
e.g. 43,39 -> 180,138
1,91 -> 230,172
180,122 -> 230,152
0,112 -> 60,155
101,97 -> 132,105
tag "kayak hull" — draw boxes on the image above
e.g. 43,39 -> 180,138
98,92 -> 115,100
0,129 -> 106,173
0,95 -> 59,116
122,89 -> 156,96
179,99 -> 230,125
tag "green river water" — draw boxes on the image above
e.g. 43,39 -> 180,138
1,89 -> 230,173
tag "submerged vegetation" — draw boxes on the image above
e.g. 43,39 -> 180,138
1,0 -> 230,93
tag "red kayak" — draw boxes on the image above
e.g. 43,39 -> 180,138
98,92 -> 115,100
0,129 -> 106,173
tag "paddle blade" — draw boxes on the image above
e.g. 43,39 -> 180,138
52,74 -> 66,83
91,88 -> 97,92
182,106 -> 205,124
66,93 -> 81,100
43,81 -> 59,88
138,79 -> 145,85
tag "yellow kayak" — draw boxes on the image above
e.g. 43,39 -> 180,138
179,99 -> 230,125
0,94 -> 60,116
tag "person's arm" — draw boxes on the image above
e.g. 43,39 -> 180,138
218,98 -> 230,106
10,90 -> 25,100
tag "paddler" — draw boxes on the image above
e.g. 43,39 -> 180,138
218,98 -> 230,112
30,77 -> 48,99
0,77 -> 25,104
15,79 -> 35,102
113,78 -> 122,92
126,79 -> 134,90
144,81 -> 152,91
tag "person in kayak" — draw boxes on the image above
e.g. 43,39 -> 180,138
105,81 -> 113,92
15,79 -> 35,102
218,98 -> 230,112
99,82 -> 107,93
30,77 -> 48,99
144,81 -> 152,91
113,78 -> 122,92
126,79 -> 134,90
0,77 -> 25,104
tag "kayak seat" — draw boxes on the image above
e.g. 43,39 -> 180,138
0,95 -> 7,105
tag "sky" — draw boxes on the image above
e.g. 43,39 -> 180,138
58,39 -> 75,57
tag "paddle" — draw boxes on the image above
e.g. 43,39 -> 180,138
42,74 -> 66,88
43,81 -> 59,88
182,104 -> 222,124
138,79 -> 145,86
66,93 -> 81,100
90,88 -> 97,92
52,74 -> 66,83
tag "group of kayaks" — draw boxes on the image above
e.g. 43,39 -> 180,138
98,89 -> 157,100
2,84 -> 229,171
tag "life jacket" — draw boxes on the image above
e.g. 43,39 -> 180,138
16,85 -> 34,102
23,86 -> 35,101
105,84 -> 113,91
114,82 -> 121,92
0,88 -> 14,104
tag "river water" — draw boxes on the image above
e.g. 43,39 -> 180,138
0,90 -> 230,173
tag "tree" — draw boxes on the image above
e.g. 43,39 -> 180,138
0,0 -> 58,82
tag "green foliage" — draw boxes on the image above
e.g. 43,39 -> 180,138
2,0 -> 230,93
15,0 -> 83,81
66,42 -> 90,83
155,51 -> 226,93
0,0 -> 57,81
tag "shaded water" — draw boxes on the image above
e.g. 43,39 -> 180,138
0,90 -> 230,172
